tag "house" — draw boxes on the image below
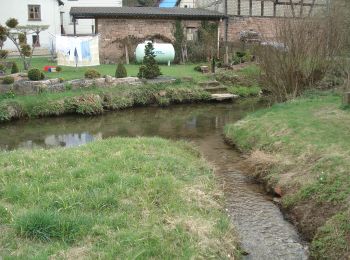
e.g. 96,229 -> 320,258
59,0 -> 122,36
0,0 -> 62,51
70,7 -> 225,63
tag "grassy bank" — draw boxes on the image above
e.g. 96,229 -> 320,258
7,57 -> 210,81
0,83 -> 211,122
224,92 -> 350,259
0,137 -> 238,258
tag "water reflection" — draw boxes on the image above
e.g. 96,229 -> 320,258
0,101 -> 261,150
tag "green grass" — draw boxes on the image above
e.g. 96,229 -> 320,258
224,91 -> 350,259
227,85 -> 261,97
8,57 -> 210,81
0,83 -> 211,122
0,137 -> 238,258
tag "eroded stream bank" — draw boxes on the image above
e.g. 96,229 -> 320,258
0,101 -> 308,259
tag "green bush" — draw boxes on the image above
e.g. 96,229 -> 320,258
84,69 -> 101,79
27,68 -> 42,81
2,76 -> 14,84
11,62 -> 19,74
56,66 -> 62,72
41,72 -> 45,80
0,50 -> 9,59
0,64 -> 5,72
194,65 -> 202,72
115,63 -> 127,78
137,42 -> 161,79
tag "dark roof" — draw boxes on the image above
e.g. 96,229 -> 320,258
57,0 -> 64,6
70,7 -> 225,19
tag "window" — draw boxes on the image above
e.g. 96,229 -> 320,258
186,27 -> 198,41
32,35 -> 40,47
28,5 -> 41,21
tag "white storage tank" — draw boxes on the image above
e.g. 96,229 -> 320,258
135,41 -> 175,65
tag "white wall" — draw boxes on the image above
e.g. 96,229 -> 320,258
0,0 -> 60,51
60,0 -> 122,35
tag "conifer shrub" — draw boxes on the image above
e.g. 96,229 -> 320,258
137,42 -> 161,79
115,63 -> 127,78
11,62 -> 19,74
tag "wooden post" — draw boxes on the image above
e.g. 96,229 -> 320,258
249,0 -> 253,16
261,1 -> 265,16
125,45 -> 129,64
95,18 -> 98,34
73,18 -> 77,36
343,92 -> 350,106
273,1 -> 277,17
237,0 -> 241,16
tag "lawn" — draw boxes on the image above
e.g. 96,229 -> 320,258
224,91 -> 350,259
8,57 -> 210,82
0,137 -> 238,258
0,83 -> 211,122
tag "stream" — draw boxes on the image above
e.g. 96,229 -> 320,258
0,100 -> 308,259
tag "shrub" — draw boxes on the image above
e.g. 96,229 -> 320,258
0,64 -> 5,72
2,76 -> 14,84
56,66 -> 62,72
41,72 -> 45,80
28,68 -> 42,81
11,62 -> 19,74
59,77 -> 64,83
65,94 -> 104,115
137,42 -> 161,79
194,65 -> 202,72
0,50 -> 8,59
115,63 -> 127,78
84,69 -> 101,79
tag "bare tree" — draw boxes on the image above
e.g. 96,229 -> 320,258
256,1 -> 347,101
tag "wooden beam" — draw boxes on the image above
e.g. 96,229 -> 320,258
273,1 -> 277,17
261,0 -> 264,16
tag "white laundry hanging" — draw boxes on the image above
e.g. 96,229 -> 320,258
56,35 -> 100,67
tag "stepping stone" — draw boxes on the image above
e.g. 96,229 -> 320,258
211,93 -> 238,101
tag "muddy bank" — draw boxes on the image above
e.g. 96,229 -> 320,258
224,93 -> 350,259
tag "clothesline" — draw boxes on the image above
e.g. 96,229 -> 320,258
55,34 -> 100,67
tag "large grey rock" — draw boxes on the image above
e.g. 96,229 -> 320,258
13,80 -> 46,94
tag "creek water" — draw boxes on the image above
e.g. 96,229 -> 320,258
0,100 -> 308,259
